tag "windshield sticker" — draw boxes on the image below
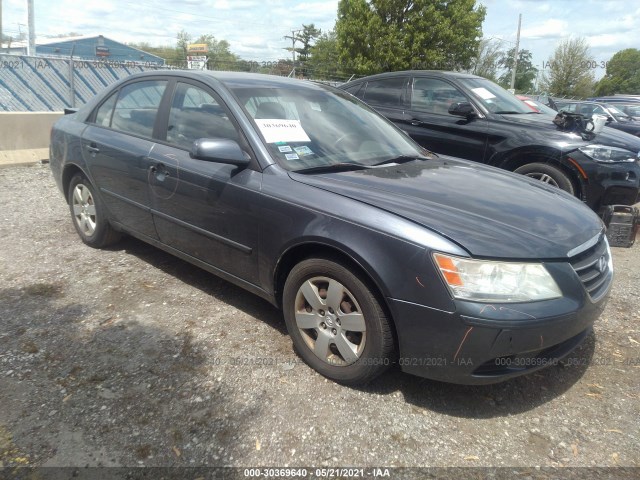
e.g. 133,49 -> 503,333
278,145 -> 293,153
255,119 -> 311,143
285,153 -> 300,160
294,146 -> 314,156
471,87 -> 496,100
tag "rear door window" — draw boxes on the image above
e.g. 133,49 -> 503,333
110,80 -> 167,138
362,77 -> 407,108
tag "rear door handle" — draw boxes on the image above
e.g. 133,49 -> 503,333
86,143 -> 100,154
409,118 -> 424,126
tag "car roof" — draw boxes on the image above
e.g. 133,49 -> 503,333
114,69 -> 328,91
342,70 -> 482,85
555,100 -> 608,105
588,96 -> 640,104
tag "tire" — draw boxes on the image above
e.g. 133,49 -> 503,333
283,257 -> 395,385
67,173 -> 121,248
514,162 -> 575,195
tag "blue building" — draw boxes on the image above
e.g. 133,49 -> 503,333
34,35 -> 164,65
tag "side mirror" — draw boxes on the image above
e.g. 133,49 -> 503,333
606,116 -> 614,123
190,138 -> 250,166
448,102 -> 476,118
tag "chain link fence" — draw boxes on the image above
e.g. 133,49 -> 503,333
0,54 -> 174,112
0,54 -> 349,112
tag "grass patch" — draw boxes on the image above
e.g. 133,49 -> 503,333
24,283 -> 63,298
21,341 -> 39,354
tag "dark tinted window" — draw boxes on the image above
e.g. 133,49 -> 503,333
111,80 -> 167,138
363,77 -> 406,107
343,83 -> 363,97
166,83 -> 239,149
411,78 -> 468,115
93,92 -> 117,127
557,103 -> 578,113
589,104 -> 606,115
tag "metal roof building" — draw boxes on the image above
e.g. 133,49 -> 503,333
3,35 -> 164,65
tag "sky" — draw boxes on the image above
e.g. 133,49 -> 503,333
1,0 -> 638,80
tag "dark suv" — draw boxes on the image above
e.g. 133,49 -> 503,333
554,100 -> 640,137
340,71 -> 640,212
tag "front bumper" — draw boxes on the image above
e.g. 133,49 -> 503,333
567,152 -> 640,210
388,254 -> 611,385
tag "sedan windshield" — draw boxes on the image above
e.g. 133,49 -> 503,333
459,78 -> 531,115
230,85 -> 431,171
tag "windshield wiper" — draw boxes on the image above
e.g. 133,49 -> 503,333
494,110 -> 522,114
294,162 -> 371,174
372,155 -> 430,167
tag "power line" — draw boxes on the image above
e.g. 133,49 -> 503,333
283,29 -> 302,64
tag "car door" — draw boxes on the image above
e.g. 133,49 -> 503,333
82,79 -> 169,239
146,80 -> 262,282
398,76 -> 488,161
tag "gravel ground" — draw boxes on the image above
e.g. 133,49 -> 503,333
0,164 -> 638,472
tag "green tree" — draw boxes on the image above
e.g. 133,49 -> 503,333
296,24 -> 322,63
541,37 -> 595,98
498,48 -> 538,92
193,34 -> 239,70
335,0 -> 486,75
130,31 -> 240,69
306,30 -> 344,80
595,48 -> 640,95
468,38 -> 505,82
127,41 -> 184,65
176,30 -> 192,64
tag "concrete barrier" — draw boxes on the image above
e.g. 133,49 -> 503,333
0,112 -> 63,151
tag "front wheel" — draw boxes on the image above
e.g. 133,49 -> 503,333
514,162 -> 575,195
283,257 -> 395,385
68,173 -> 121,248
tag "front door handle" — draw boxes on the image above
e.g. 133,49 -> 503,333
150,163 -> 170,180
409,118 -> 424,126
86,143 -> 100,154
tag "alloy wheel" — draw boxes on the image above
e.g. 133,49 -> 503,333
72,184 -> 97,236
294,276 -> 367,366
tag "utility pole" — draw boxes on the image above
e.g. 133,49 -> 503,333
27,0 -> 35,56
510,13 -> 522,91
69,43 -> 76,107
284,29 -> 301,64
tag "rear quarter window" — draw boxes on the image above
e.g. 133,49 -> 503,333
342,83 -> 364,98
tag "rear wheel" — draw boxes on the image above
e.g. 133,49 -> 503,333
514,163 -> 575,195
68,174 -> 121,248
283,257 -> 395,385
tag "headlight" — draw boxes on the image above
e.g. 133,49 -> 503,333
433,253 -> 562,303
579,145 -> 637,163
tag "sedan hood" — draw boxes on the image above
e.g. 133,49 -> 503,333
289,157 -> 603,259
497,113 -> 640,151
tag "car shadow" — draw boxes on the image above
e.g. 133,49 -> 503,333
359,332 -> 596,418
0,283 -> 261,467
110,236 -> 595,419
110,236 -> 286,336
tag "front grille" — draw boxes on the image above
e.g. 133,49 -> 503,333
568,234 -> 612,302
